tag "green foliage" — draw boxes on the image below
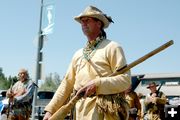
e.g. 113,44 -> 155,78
0,67 -> 8,89
0,77 -> 7,89
0,67 -> 21,89
0,75 -> 18,90
39,72 -> 62,91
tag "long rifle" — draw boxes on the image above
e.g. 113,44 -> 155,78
157,82 -> 163,93
7,79 -> 14,119
49,40 -> 174,120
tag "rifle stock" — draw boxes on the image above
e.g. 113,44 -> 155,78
49,40 -> 174,120
49,95 -> 81,120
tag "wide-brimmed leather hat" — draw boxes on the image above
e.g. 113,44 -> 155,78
74,5 -> 113,29
147,82 -> 159,89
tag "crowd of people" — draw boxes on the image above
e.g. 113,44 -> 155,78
0,5 -> 167,120
0,68 -> 167,120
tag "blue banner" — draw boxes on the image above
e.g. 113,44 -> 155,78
42,0 -> 55,35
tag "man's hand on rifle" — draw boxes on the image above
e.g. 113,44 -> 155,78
14,89 -> 26,97
43,111 -> 52,120
76,80 -> 96,98
147,96 -> 157,104
6,90 -> 14,104
6,90 -> 14,98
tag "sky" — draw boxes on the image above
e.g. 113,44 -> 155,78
0,0 -> 179,80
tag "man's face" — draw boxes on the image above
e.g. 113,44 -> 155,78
80,17 -> 101,36
149,85 -> 157,93
18,71 -> 27,82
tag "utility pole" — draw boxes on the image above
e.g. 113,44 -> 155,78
31,0 -> 44,119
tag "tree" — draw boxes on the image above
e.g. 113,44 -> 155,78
0,67 -> 18,89
0,67 -> 5,78
39,72 -> 61,91
53,72 -> 61,85
0,67 -> 8,89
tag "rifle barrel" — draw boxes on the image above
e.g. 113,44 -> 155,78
113,40 -> 174,75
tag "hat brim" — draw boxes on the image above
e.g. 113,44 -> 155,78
74,14 -> 109,29
147,84 -> 159,89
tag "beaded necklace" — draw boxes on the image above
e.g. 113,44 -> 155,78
83,36 -> 104,61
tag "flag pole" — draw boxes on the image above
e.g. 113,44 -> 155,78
31,0 -> 44,119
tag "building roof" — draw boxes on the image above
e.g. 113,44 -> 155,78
140,73 -> 180,79
135,84 -> 180,96
132,73 -> 180,97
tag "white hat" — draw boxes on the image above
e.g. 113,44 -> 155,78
147,82 -> 159,89
74,5 -> 113,29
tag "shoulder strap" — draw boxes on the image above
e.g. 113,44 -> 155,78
88,59 -> 103,77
